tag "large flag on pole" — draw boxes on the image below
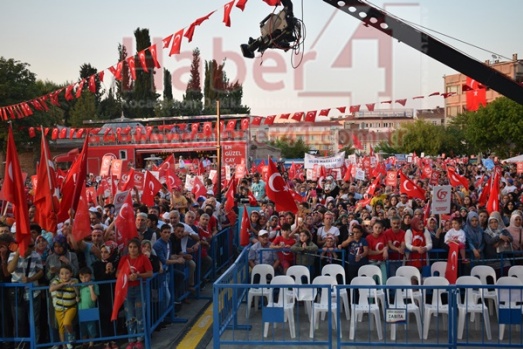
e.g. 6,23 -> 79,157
34,128 -> 60,233
58,135 -> 89,222
266,158 -> 298,213
2,126 -> 31,255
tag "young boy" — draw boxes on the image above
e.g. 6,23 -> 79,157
49,265 -> 79,349
270,223 -> 296,273
78,267 -> 99,348
444,217 -> 469,263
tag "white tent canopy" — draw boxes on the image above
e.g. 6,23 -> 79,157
502,154 -> 523,163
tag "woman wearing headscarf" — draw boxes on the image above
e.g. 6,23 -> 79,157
463,211 -> 484,262
507,212 -> 523,264
405,217 -> 432,271
483,214 -> 513,277
45,235 -> 79,281
92,241 -> 120,348
335,214 -> 349,244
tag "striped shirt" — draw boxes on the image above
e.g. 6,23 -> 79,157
51,277 -> 79,311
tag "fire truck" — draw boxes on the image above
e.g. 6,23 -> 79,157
53,115 -> 250,175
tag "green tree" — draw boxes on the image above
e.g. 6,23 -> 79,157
396,120 -> 446,155
182,48 -> 204,116
270,137 -> 310,159
99,87 -> 121,119
69,91 -> 98,127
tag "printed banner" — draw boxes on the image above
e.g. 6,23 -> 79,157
304,151 -> 345,169
431,185 -> 452,215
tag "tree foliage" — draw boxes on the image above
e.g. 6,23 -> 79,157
69,91 -> 98,127
270,137 -> 310,159
182,48 -> 204,116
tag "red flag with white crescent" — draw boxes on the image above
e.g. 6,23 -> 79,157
399,171 -> 425,200
266,158 -> 298,213
445,242 -> 459,284
2,126 -> 31,255
224,178 -> 237,214
486,169 -> 500,214
141,171 -> 163,207
240,205 -> 250,246
71,179 -> 92,242
191,176 -> 207,198
111,260 -> 130,321
447,166 -> 469,188
114,191 -> 137,248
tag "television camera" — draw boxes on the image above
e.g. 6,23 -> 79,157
241,0 -> 303,59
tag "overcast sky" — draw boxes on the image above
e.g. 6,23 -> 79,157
1,0 -> 521,118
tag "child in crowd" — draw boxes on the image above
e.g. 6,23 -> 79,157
444,217 -> 469,263
50,265 -> 79,349
290,230 -> 318,269
320,234 -> 338,265
270,223 -> 296,273
78,267 -> 99,349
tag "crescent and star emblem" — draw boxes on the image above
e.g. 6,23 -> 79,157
268,173 -> 281,193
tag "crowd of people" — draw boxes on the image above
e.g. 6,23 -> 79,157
0,155 -> 522,348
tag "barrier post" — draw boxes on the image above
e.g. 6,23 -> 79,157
142,280 -> 152,349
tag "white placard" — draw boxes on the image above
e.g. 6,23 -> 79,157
432,185 -> 452,215
304,151 -> 346,169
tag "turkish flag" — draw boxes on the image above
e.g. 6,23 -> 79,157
111,259 -> 130,321
58,135 -> 89,223
292,112 -> 304,122
76,79 -> 85,99
486,169 -> 500,214
119,169 -> 134,191
279,113 -> 290,120
447,167 -> 469,188
191,176 -> 207,198
169,28 -> 184,56
142,171 -> 163,207
305,111 -> 317,122
256,160 -> 266,174
88,75 -> 96,93
366,175 -> 381,196
203,122 -> 213,137
162,168 -> 183,191
372,162 -> 387,178
138,50 -> 149,73
445,242 -> 459,284
191,123 -> 199,134
239,206 -> 250,246
127,57 -> 137,80
465,77 -> 487,111
337,107 -> 346,113
263,0 -> 281,5
2,127 -> 31,255
266,158 -> 298,213
59,128 -> 67,139
236,0 -> 248,11
343,164 -> 352,182
349,105 -> 361,113
114,191 -> 137,248
251,117 -> 262,126
399,171 -> 426,200
65,85 -> 75,101
241,118 -> 249,130
366,103 -> 375,112
421,164 -> 432,179
71,179 -> 92,242
158,154 -> 175,172
226,120 -> 237,131
290,190 -> 305,203
223,0 -> 235,27
319,109 -> 330,116
288,162 -> 297,180
395,99 -> 407,106
264,115 -> 276,125
109,61 -> 123,81
34,130 -> 59,233
477,177 -> 491,207
247,192 -> 258,206
224,178 -> 237,213
352,134 -> 363,150
423,200 -> 431,225
148,44 -> 161,69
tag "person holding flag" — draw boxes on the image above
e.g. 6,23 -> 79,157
114,238 -> 153,349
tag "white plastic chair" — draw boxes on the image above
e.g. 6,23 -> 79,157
263,275 -> 296,338
496,276 -> 523,341
455,276 -> 492,340
386,276 -> 422,340
286,265 -> 314,319
396,266 -> 423,308
508,265 -> 523,284
309,275 -> 339,338
430,261 -> 447,277
246,264 -> 274,318
357,264 -> 387,318
321,264 -> 350,319
349,276 -> 383,340
470,265 -> 498,317
422,276 -> 450,340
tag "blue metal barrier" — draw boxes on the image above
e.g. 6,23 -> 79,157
213,249 -> 523,349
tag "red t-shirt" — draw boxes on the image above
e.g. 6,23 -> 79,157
118,254 -> 153,287
272,235 -> 296,262
198,226 -> 213,258
384,228 -> 405,260
366,233 -> 389,262
208,215 -> 218,233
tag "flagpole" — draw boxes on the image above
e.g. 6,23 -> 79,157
216,100 -> 222,202
41,126 -> 58,216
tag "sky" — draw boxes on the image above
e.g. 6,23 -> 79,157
1,0 -> 522,119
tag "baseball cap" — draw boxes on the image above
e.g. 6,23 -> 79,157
258,230 -> 269,237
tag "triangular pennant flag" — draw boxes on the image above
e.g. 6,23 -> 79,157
236,0 -> 248,11
366,103 -> 375,111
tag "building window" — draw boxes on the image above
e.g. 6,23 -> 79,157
446,85 -> 458,94
446,106 -> 459,117
119,150 -> 127,160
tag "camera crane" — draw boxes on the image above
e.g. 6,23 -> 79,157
242,0 -> 523,106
